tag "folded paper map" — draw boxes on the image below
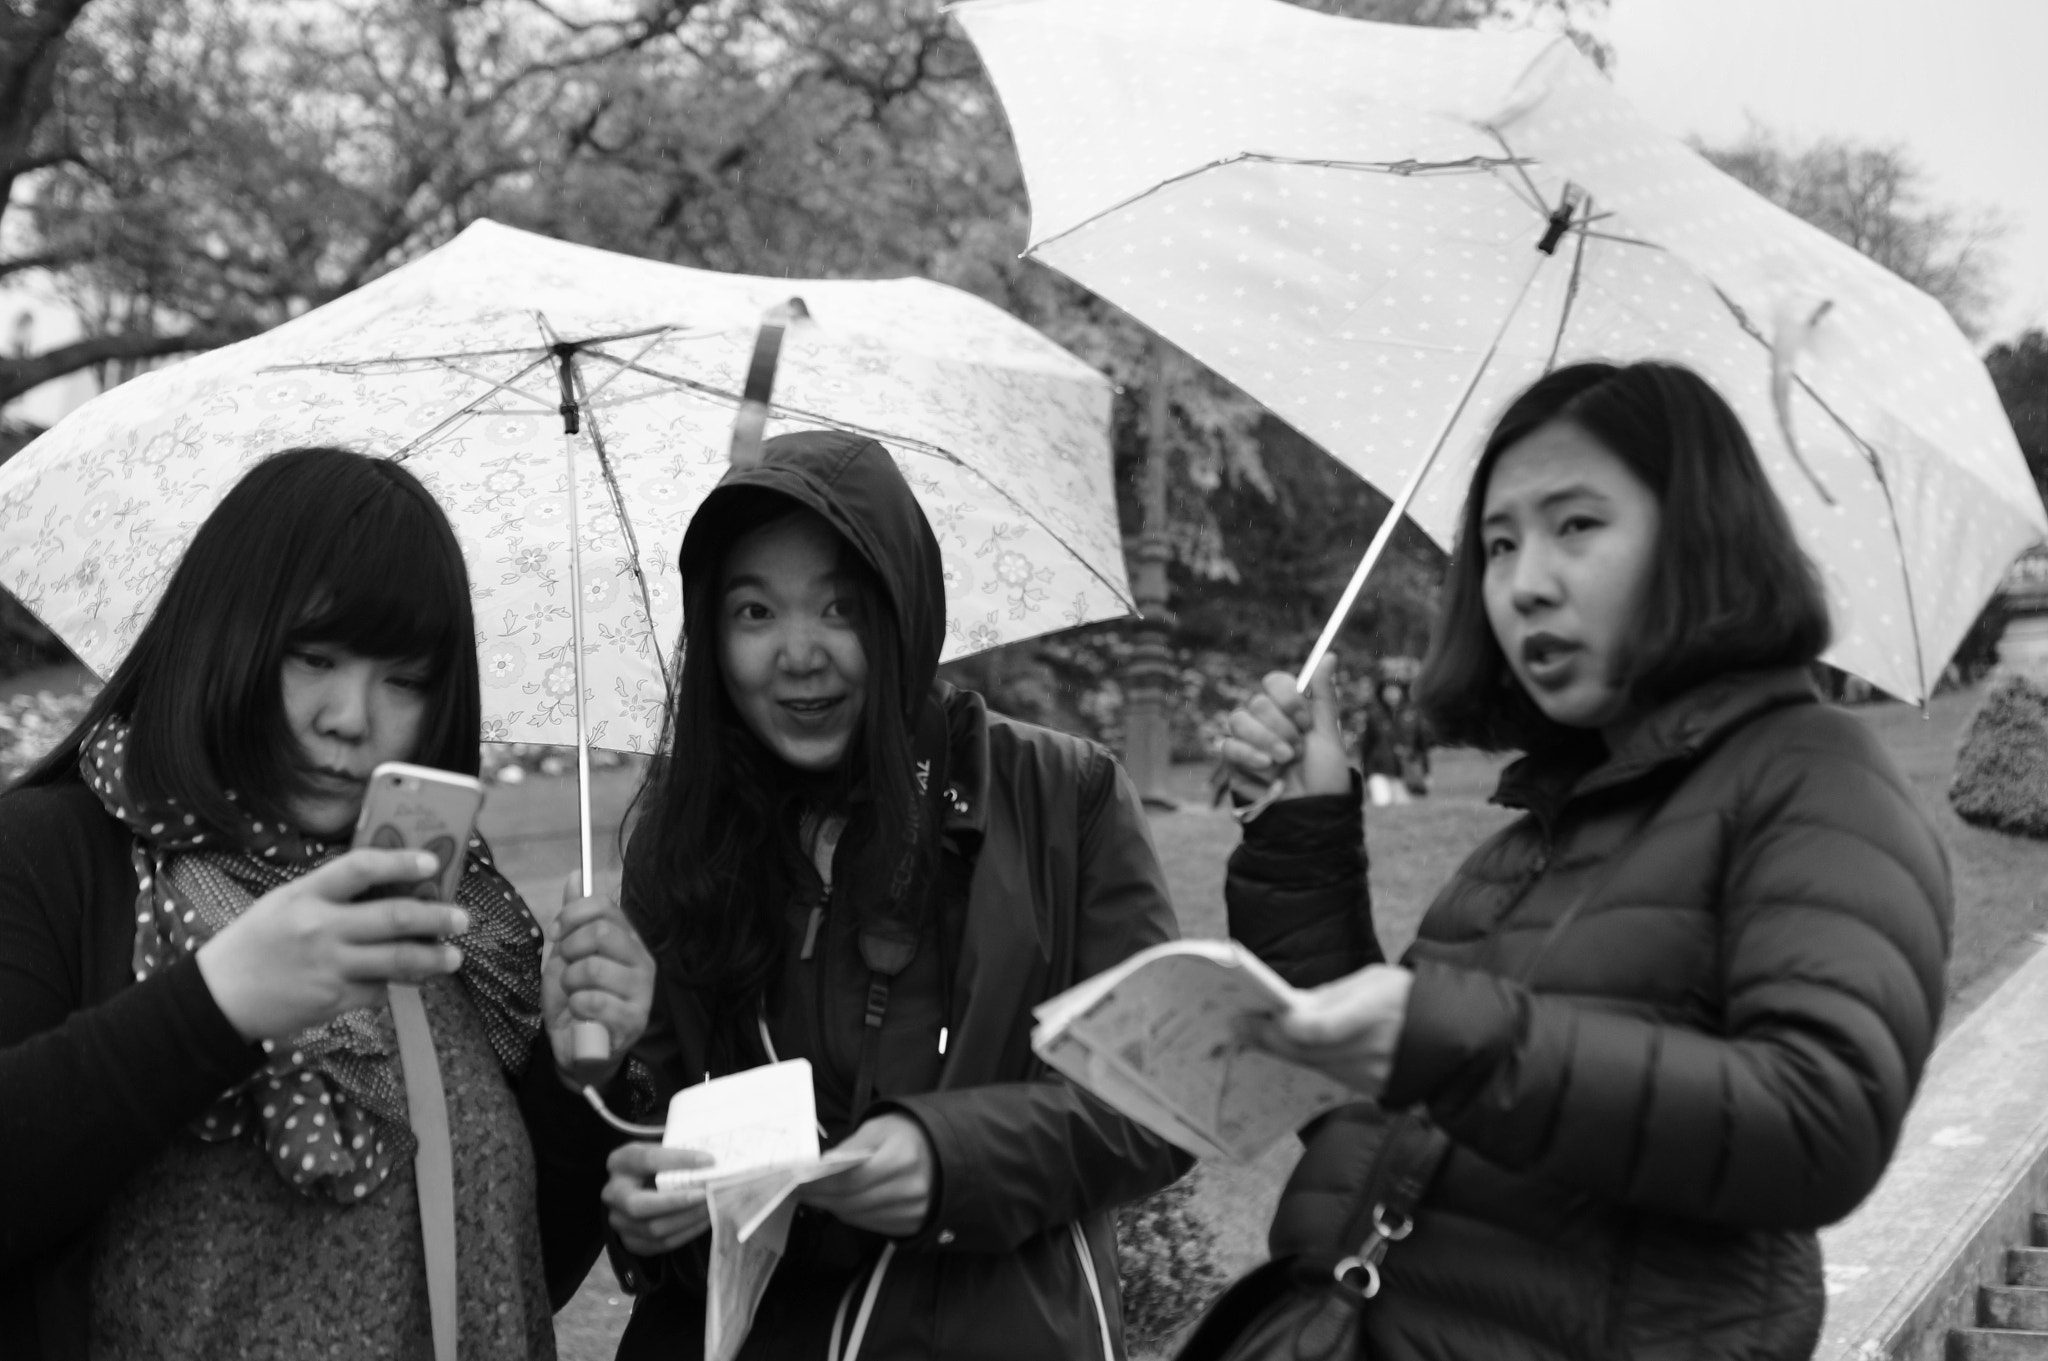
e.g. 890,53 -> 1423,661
1031,939 -> 1356,1163
656,1059 -> 870,1361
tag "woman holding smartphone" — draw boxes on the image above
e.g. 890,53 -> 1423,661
600,430 -> 1188,1360
1217,363 -> 1950,1360
0,447 -> 655,1360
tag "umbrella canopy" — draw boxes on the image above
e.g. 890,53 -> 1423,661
958,0 -> 2046,701
0,219 -> 1130,755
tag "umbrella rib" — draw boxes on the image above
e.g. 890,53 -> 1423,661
1708,284 -> 1930,698
384,355 -> 559,462
1787,379 -> 1930,700
576,331 -> 683,407
1027,151 -> 1529,255
1487,129 -> 1550,219
577,353 -> 1136,612
1578,228 -> 1662,250
265,347 -> 544,369
1706,285 -> 1841,504
566,357 -> 671,688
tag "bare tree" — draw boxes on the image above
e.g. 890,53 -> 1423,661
0,0 -> 706,405
1698,122 -> 2007,339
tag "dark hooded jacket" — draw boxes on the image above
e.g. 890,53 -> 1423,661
1228,669 -> 1950,1360
613,431 -> 1189,1360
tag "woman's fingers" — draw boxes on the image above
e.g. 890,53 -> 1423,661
603,1142 -> 716,1250
338,940 -> 465,985
608,1140 -> 715,1179
1260,669 -> 1316,733
305,847 -> 443,901
1227,704 -> 1299,766
558,950 -> 635,997
332,897 -> 470,945
554,892 -> 631,943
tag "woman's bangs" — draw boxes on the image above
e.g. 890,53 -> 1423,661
291,495 -> 470,670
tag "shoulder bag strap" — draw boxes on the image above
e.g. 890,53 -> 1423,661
390,982 -> 458,1361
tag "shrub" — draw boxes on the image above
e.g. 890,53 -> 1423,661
1950,675 -> 2048,838
1116,1171 -> 1229,1354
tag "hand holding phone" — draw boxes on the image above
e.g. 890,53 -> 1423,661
195,849 -> 469,1042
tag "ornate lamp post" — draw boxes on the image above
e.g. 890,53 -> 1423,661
1121,343 -> 1180,809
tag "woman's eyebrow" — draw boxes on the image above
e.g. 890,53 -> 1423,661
722,567 -> 847,596
1537,483 -> 1610,511
1481,482 -> 1611,529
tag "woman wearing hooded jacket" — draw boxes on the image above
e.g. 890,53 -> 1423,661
601,430 -> 1189,1360
1218,362 -> 1950,1360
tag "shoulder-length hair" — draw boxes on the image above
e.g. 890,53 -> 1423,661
1416,361 -> 1831,752
22,447 -> 480,835
620,489 -> 927,1022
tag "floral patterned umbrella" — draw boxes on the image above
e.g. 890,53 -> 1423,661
959,0 -> 2047,701
0,219 -> 1129,761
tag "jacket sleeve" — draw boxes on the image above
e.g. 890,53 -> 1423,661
1225,774 -> 1382,987
1382,719 -> 1952,1231
884,753 -> 1191,1254
0,795 -> 263,1273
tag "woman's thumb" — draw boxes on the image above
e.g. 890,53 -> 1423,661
1307,655 -> 1344,742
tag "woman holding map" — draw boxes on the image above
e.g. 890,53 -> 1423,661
601,430 -> 1188,1360
1216,362 -> 1951,1361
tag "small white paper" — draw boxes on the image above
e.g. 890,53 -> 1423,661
650,1061 -> 873,1361
1031,939 -> 1356,1163
656,1058 -> 822,1191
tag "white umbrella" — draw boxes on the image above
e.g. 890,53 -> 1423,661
0,219 -> 1130,882
958,0 -> 2046,700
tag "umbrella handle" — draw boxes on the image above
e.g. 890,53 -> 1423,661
562,869 -> 613,1065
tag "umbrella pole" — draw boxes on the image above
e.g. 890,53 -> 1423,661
1294,247 -> 1555,692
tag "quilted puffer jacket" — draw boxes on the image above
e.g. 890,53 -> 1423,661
1228,668 -> 1952,1361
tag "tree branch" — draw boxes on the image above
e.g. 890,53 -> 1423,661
0,323 -> 258,406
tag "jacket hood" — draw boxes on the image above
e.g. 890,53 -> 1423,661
679,430 -> 945,719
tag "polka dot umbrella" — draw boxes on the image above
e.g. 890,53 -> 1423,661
958,0 -> 2048,701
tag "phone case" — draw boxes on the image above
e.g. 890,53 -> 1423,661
350,762 -> 486,902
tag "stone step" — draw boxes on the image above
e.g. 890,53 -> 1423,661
1955,1330 -> 2048,1360
2011,1249 -> 2048,1289
1983,1287 -> 2048,1332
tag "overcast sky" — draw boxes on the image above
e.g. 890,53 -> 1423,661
1605,0 -> 2048,345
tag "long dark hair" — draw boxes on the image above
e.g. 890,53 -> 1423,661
1416,361 -> 1831,752
621,489 -> 931,1019
21,447 -> 481,836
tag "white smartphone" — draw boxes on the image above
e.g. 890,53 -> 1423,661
350,761 -> 486,902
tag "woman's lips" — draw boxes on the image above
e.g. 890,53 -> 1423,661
1520,635 -> 1581,687
778,696 -> 846,726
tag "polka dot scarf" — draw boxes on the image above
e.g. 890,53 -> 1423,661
80,718 -> 546,1205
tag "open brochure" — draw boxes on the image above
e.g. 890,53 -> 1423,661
1031,939 -> 1356,1164
655,1059 -> 869,1361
